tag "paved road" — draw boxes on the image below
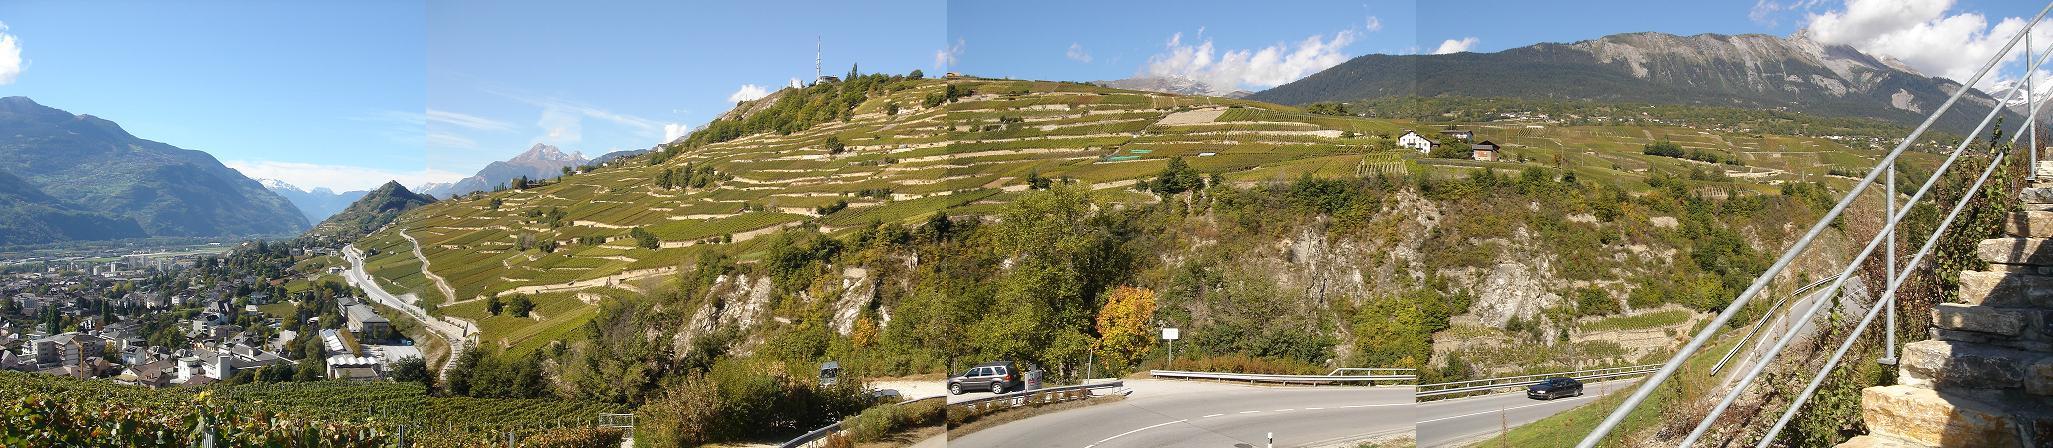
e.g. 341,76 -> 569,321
341,244 -> 476,378
1413,379 -> 1638,447
397,228 -> 460,304
950,380 -> 1413,448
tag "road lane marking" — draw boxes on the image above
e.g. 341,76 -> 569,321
1417,396 -> 1592,424
1200,413 -> 1224,418
1238,410 -> 1262,414
1083,419 -> 1188,448
1303,407 -> 1324,410
1273,408 -> 1296,412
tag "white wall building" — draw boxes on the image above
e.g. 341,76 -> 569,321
1397,130 -> 1435,153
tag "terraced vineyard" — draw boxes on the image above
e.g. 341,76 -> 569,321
359,76 -> 1944,355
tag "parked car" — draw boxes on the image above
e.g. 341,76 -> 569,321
1527,377 -> 1583,400
949,361 -> 1024,395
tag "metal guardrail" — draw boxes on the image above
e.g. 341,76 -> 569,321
1415,364 -> 1659,399
1148,369 -> 1417,385
947,381 -> 1126,410
781,395 -> 946,448
1709,274 -> 1843,375
1580,3 -> 2053,446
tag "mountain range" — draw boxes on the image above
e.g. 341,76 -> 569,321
1096,76 -> 1252,98
304,181 -> 434,243
419,143 -> 588,198
0,96 -> 307,244
260,179 -> 368,225
1251,31 -> 2017,134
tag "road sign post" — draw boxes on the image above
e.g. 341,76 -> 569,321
1162,328 -> 1179,370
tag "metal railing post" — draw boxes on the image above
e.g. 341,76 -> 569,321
1679,49 -> 2040,445
1757,144 -> 2014,447
2034,31 -> 2040,180
1883,159 -> 1897,366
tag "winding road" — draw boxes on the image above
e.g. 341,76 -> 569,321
397,228 -> 460,304
1413,379 -> 1638,447
949,380 -> 1414,448
341,244 -> 476,378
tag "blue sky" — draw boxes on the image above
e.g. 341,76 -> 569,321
426,0 -> 943,179
1,0 -> 2047,192
0,1 -> 428,192
949,0 -> 2051,93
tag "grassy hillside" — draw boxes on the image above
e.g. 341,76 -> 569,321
356,75 -> 1938,367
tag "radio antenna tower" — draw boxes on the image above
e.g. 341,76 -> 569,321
815,36 -> 822,84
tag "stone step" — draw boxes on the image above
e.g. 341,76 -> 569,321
1958,271 -> 2053,308
1860,384 -> 2053,447
1930,303 -> 2042,338
2009,211 -> 2053,238
2024,186 -> 2053,204
1977,238 -> 2053,266
1898,340 -> 2053,395
1835,435 -> 1929,448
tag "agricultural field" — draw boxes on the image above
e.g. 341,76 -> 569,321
358,77 -> 1948,355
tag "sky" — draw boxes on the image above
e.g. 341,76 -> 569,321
950,0 -> 2053,95
425,0 -> 943,180
0,1 -> 431,192
0,0 -> 2048,192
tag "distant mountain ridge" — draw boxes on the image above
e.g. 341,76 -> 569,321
0,168 -> 146,245
1095,76 -> 1252,98
0,96 -> 308,241
260,179 -> 368,225
1250,30 -> 2017,134
421,143 -> 588,198
305,181 -> 434,243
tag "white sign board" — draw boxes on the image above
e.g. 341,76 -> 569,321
1162,328 -> 1180,340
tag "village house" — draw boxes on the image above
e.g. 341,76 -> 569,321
1396,130 -> 1435,153
1472,141 -> 1503,161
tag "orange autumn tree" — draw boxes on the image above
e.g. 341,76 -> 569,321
1094,286 -> 1159,371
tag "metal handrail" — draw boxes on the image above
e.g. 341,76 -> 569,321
1757,121 -> 2024,447
1675,32 -> 2053,447
1579,3 -> 2053,445
1148,370 -> 1417,385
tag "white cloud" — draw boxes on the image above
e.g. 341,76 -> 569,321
1142,29 -> 1359,91
1750,0 -> 1829,26
537,105 -> 582,145
480,85 -> 666,145
0,22 -> 21,85
1366,16 -> 1383,32
1066,42 -> 1093,63
1804,0 -> 2052,89
426,109 -> 512,132
663,123 -> 690,143
1432,37 -> 1479,55
426,132 -> 477,149
727,84 -> 769,103
225,160 -> 465,193
936,38 -> 965,70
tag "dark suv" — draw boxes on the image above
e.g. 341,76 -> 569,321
948,361 -> 1024,395
1527,377 -> 1583,400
